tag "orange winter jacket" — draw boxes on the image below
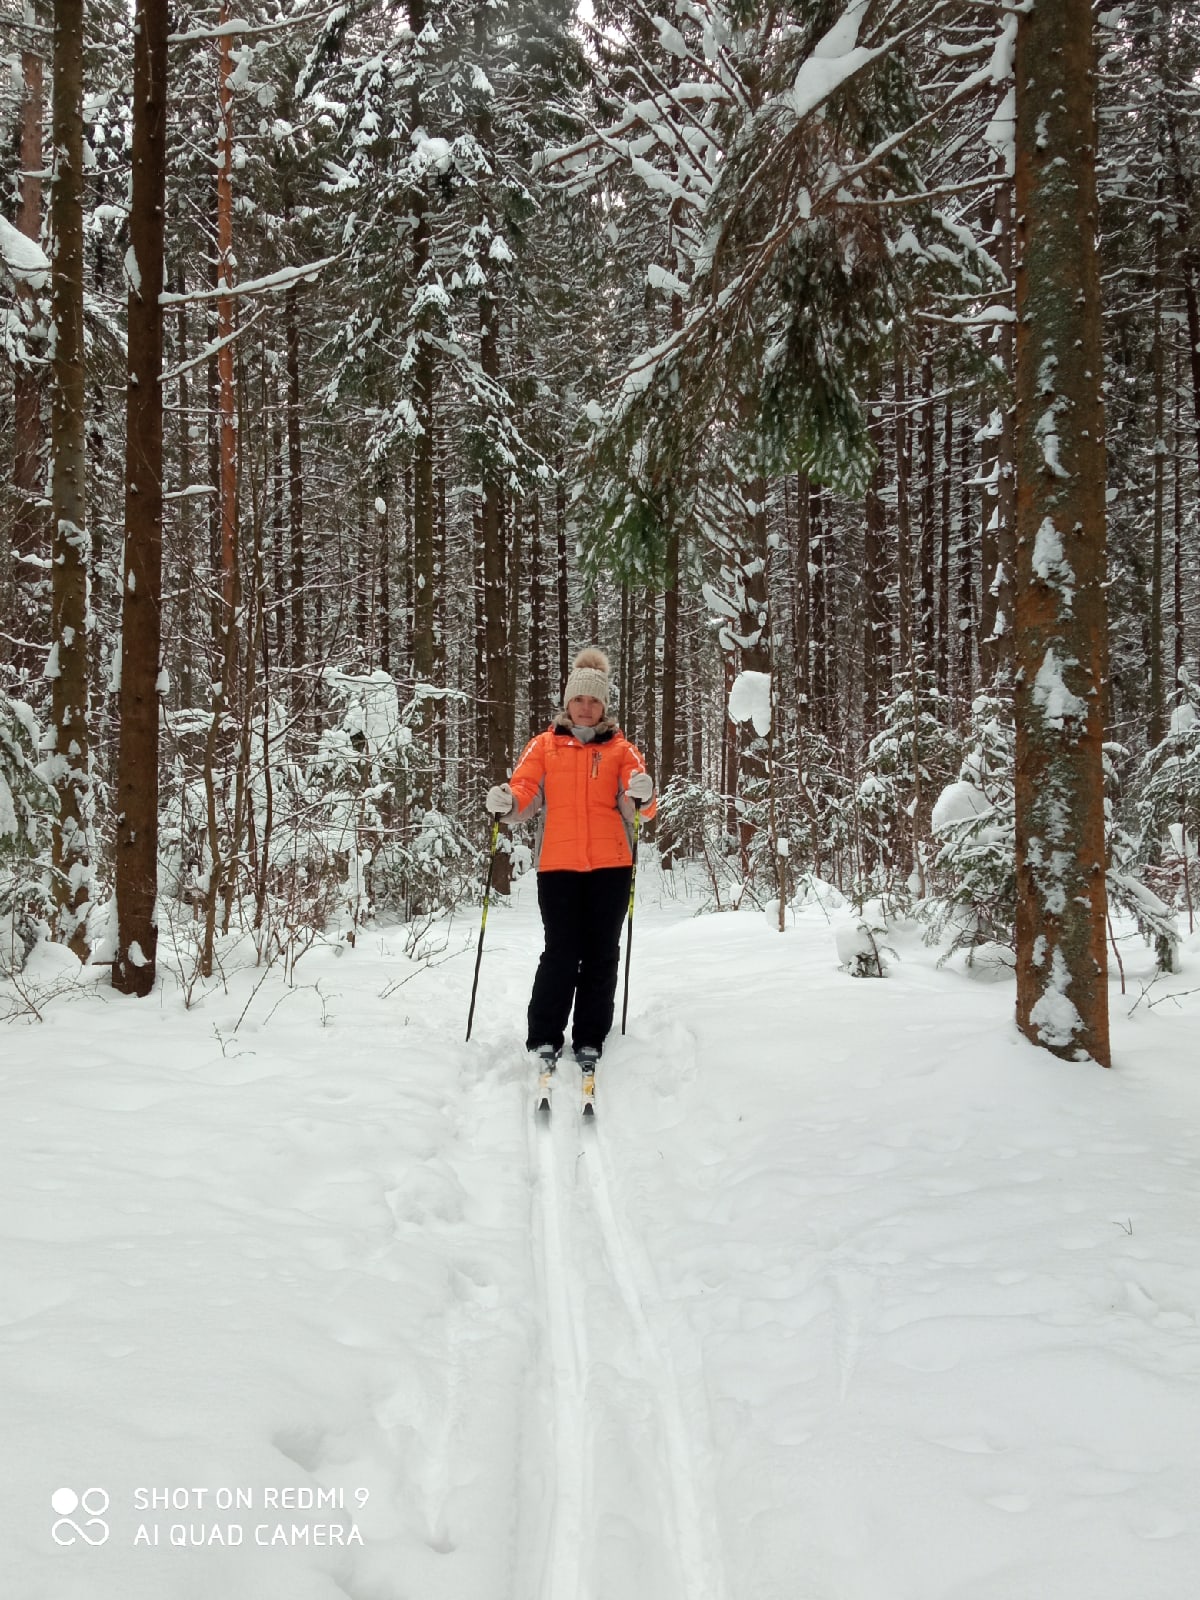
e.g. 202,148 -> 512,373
509,716 -> 657,873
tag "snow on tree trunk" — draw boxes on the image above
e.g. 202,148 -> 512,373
49,0 -> 91,960
112,0 -> 168,998
1013,0 -> 1111,1067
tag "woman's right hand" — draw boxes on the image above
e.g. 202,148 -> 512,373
485,783 -> 514,818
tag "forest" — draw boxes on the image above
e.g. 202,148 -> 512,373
2,0 -> 1199,1068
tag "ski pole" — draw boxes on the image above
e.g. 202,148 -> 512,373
620,801 -> 642,1035
465,820 -> 501,1042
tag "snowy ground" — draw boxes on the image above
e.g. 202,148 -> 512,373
3,865 -> 1200,1600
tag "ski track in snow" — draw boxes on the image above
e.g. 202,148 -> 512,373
532,1081 -> 587,1600
584,1121 -> 729,1600
528,1070 -> 728,1600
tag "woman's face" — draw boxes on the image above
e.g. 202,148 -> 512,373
568,695 -> 605,726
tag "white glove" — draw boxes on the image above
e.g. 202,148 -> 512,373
627,771 -> 654,803
486,783 -> 514,818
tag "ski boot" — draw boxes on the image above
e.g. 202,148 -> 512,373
575,1046 -> 600,1117
531,1044 -> 558,1115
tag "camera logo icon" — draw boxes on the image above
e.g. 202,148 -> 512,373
51,1487 -> 110,1546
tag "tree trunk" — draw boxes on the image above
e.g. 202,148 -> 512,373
1013,0 -> 1110,1067
894,347 -> 913,675
112,0 -> 168,996
286,281 -> 305,687
659,522 -> 681,867
480,286 -> 512,895
378,492 -> 391,674
918,350 -> 936,673
937,401 -> 952,698
555,460 -> 569,696
957,418 -> 974,711
809,485 -> 828,734
983,158 -> 1016,686
862,445 -> 888,734
528,494 -> 547,738
11,20 -> 46,684
1148,185 -> 1166,746
49,0 -> 91,958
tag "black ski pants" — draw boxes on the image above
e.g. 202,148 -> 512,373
526,866 -> 633,1057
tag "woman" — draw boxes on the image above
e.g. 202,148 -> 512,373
486,649 -> 656,1088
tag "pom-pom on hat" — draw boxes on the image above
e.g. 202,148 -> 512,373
564,647 -> 611,710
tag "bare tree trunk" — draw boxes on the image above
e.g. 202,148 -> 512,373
809,485 -> 828,734
957,418 -> 974,711
378,491 -> 391,674
983,160 -> 1016,685
11,18 -> 46,683
938,401 -> 952,698
173,272 -> 199,722
1173,342 -> 1185,690
1013,0 -> 1110,1067
200,9 -> 242,975
216,2 -> 238,629
112,0 -> 168,996
1148,185 -> 1166,745
862,445 -> 888,734
894,347 -> 913,674
555,460 -> 569,696
918,350 -> 936,673
480,286 -> 512,895
659,522 -> 681,867
49,0 -> 90,958
528,495 -> 547,737
286,281 -> 305,686
642,588 -> 657,777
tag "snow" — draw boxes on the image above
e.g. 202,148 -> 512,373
727,670 -> 771,736
4,882 -> 1200,1599
931,778 -> 991,832
0,772 -> 16,839
1032,516 -> 1076,608
1033,647 -> 1089,730
0,214 -> 51,288
787,1 -> 880,120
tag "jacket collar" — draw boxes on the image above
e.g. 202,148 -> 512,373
551,711 -> 617,743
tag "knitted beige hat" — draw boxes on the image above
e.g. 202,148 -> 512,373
563,647 -> 610,709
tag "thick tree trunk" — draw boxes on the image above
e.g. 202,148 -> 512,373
49,0 -> 91,958
11,24 -> 46,683
112,0 -> 168,996
1013,0 -> 1110,1067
